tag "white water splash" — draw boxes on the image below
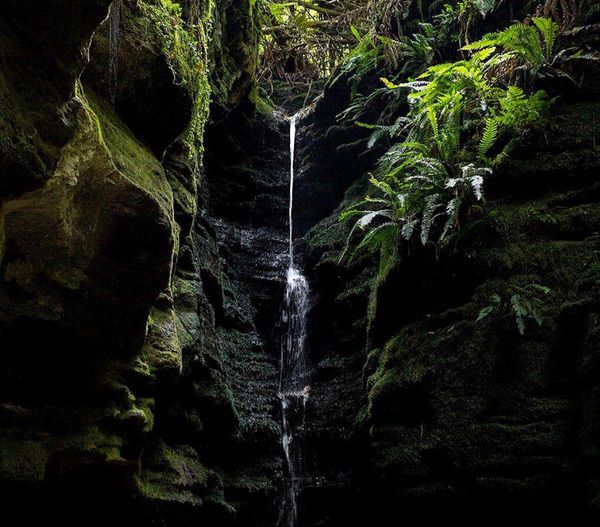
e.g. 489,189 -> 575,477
279,112 -> 311,527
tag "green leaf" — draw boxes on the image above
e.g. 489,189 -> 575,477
478,118 -> 498,159
380,77 -> 400,89
532,17 -> 558,58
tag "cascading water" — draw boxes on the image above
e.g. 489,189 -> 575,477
278,112 -> 311,527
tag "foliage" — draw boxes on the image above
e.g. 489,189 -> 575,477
395,22 -> 438,76
335,20 -> 441,123
579,0 -> 600,24
534,0 -> 598,29
455,0 -> 503,45
462,16 -> 585,86
142,0 -> 214,159
330,30 -> 383,100
256,0 -> 415,86
257,0 -> 368,84
477,284 -> 551,335
476,293 -> 501,322
340,34 -> 551,262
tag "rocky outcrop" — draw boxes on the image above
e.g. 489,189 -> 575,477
0,0 -> 112,195
0,0 -> 286,524
298,20 -> 600,525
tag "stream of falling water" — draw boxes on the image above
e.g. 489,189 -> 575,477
278,112 -> 310,527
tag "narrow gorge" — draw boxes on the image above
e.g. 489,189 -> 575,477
1,0 -> 600,525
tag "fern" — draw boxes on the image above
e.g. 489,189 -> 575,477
478,118 -> 498,159
532,16 -> 558,59
476,285 -> 550,335
421,193 -> 443,246
401,218 -> 419,240
474,0 -> 500,17
440,196 -> 462,243
339,207 -> 395,263
464,17 -> 580,84
356,222 -> 398,253
476,293 -> 501,322
510,293 -> 544,335
340,17 -> 554,266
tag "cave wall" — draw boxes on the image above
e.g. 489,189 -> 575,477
0,1 -> 287,524
298,15 -> 600,525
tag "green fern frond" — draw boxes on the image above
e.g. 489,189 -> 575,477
421,193 -> 442,246
401,219 -> 419,241
478,118 -> 498,159
440,196 -> 462,243
356,222 -> 397,254
532,17 -> 558,59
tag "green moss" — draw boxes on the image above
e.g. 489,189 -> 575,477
138,441 -> 214,504
0,437 -> 47,482
140,304 -> 183,380
82,86 -> 175,220
364,334 -> 431,416
367,243 -> 400,326
141,0 -> 215,160
169,174 -> 197,222
249,84 -> 275,115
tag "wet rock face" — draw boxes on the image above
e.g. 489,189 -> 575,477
298,27 -> 600,526
84,1 -> 195,155
0,0 -> 181,516
293,81 -> 381,237
0,0 -> 180,358
355,106 -> 600,520
0,0 -> 284,524
198,108 -> 291,525
0,0 -> 112,196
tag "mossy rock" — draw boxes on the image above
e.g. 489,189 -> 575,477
0,83 -> 177,352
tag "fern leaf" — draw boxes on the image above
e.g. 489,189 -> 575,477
369,176 -> 396,199
476,293 -> 501,322
401,219 -> 418,241
339,209 -> 388,263
440,196 -> 462,243
380,77 -> 400,89
511,294 -> 526,335
356,222 -> 397,254
470,175 -> 485,201
525,283 -> 551,295
532,17 -> 558,58
462,38 -> 497,52
427,105 -> 439,140
478,118 -> 498,159
367,126 -> 392,149
474,0 -> 500,17
421,193 -> 442,246
356,209 -> 393,230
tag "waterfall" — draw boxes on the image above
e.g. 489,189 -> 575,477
279,112 -> 310,527
108,0 -> 122,106
288,114 -> 296,264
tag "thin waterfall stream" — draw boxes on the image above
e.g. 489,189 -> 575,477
278,112 -> 311,527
